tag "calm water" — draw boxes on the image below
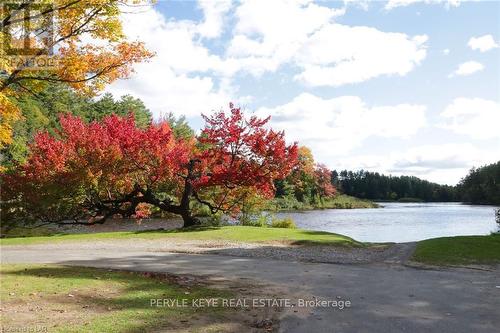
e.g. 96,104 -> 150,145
275,202 -> 499,242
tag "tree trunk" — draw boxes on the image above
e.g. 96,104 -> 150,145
181,213 -> 200,228
178,159 -> 200,228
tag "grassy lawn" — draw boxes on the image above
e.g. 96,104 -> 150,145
0,226 -> 364,247
0,264 -> 247,333
412,234 -> 500,265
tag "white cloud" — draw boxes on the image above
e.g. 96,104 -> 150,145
253,93 -> 496,184
228,0 -> 427,86
386,0 -> 421,9
391,144 -> 489,171
228,0 -> 343,76
468,34 -> 499,52
233,0 -> 342,38
448,61 -> 484,77
440,98 -> 500,139
119,8 -> 236,76
395,143 -> 498,184
100,2 -> 498,186
332,143 -> 498,185
443,48 -> 450,55
343,0 -> 370,11
385,0 -> 461,10
256,93 -> 427,155
108,65 -> 232,119
294,25 -> 428,87
106,0 -> 432,112
197,0 -> 233,39
105,5 -> 236,118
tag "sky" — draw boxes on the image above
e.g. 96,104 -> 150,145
105,0 -> 500,185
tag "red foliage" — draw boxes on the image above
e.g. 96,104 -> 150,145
314,163 -> 337,198
4,114 -> 191,222
196,103 -> 298,198
3,104 -> 298,227
30,114 -> 190,188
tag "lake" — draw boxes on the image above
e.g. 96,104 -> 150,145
275,202 -> 499,243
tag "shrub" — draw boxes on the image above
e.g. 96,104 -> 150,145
270,217 -> 296,229
239,212 -> 268,227
192,203 -> 212,217
202,214 -> 222,227
270,196 -> 309,211
236,212 -> 296,229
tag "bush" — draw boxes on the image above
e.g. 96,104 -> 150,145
236,211 -> 296,229
239,212 -> 268,227
269,196 -> 309,211
192,203 -> 212,217
323,194 -> 378,209
270,217 -> 296,229
202,214 -> 222,227
270,194 -> 377,210
200,213 -> 231,227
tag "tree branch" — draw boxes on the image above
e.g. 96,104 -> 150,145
1,0 -> 83,29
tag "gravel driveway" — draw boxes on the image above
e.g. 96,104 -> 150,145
2,238 -> 416,264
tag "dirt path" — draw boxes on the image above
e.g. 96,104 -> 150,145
376,242 -> 418,264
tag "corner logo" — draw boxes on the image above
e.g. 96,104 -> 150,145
1,1 -> 58,70
1,1 -> 54,55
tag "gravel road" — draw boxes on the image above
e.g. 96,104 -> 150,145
1,238 -> 416,264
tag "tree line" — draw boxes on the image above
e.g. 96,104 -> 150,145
332,165 -> 499,205
457,162 -> 500,205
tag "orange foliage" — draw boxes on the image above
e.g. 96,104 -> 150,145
0,0 -> 153,149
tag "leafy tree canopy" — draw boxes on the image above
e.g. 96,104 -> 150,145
458,162 -> 500,205
3,104 -> 298,228
1,83 -> 151,168
1,0 -> 153,148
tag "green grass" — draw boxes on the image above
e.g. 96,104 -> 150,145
0,264 -> 232,333
0,226 -> 364,247
412,234 -> 500,265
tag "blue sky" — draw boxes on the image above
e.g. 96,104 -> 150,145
106,0 -> 500,185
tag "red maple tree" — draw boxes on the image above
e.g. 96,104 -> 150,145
314,163 -> 337,198
3,104 -> 298,227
